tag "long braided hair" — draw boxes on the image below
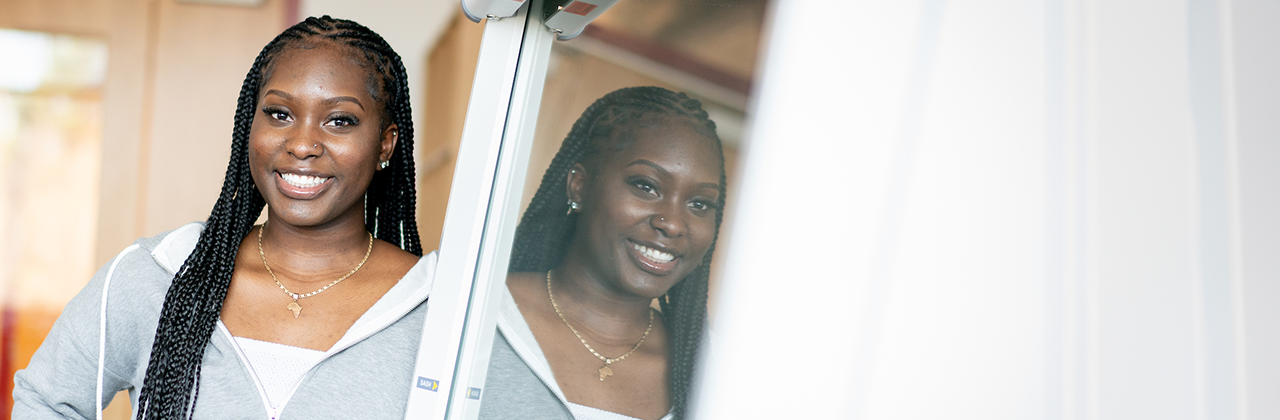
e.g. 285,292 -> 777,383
508,86 -> 725,419
133,16 -> 421,419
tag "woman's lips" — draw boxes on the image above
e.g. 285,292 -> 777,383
275,171 -> 332,199
629,241 -> 679,274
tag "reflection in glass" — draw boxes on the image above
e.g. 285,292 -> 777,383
524,0 -> 767,320
481,86 -> 725,420
471,2 -> 767,418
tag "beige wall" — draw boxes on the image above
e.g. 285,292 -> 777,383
0,0 -> 287,268
4,0 -> 462,265
137,1 -> 287,239
3,0 -> 287,268
0,0 -> 150,270
417,11 -> 484,249
2,1 -> 284,417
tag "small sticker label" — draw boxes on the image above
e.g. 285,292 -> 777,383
417,377 -> 439,392
563,1 -> 598,16
467,387 -> 482,400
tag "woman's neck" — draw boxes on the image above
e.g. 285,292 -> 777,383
547,259 -> 656,344
258,215 -> 372,284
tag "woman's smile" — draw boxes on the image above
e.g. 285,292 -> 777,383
275,170 -> 334,199
628,240 -> 679,275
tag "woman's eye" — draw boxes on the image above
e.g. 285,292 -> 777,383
263,108 -> 291,122
688,200 -> 712,212
325,116 -> 358,128
631,179 -> 658,196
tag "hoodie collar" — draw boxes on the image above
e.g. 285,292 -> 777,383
149,221 -> 436,342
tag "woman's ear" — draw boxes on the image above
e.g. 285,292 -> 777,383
378,123 -> 399,169
566,163 -> 587,208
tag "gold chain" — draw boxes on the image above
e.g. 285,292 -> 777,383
258,223 -> 373,318
547,270 -> 653,381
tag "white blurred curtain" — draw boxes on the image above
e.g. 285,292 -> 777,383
695,0 -> 1279,419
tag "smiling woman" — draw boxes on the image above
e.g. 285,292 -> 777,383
12,16 -> 432,420
480,87 -> 725,420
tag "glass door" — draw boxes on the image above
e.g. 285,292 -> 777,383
414,1 -> 769,419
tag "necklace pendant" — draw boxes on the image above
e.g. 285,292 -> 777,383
598,364 -> 613,381
287,301 -> 302,318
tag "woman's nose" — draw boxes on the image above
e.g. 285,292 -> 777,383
650,208 -> 685,238
284,126 -> 323,159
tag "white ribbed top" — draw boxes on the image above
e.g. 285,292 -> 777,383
231,336 -> 326,411
567,402 -> 650,420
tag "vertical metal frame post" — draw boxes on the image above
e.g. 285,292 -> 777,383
404,1 -> 554,419
443,4 -> 556,419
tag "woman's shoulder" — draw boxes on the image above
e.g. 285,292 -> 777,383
12,223 -> 209,417
504,271 -> 544,295
63,221 -> 207,334
372,238 -> 424,278
135,222 -> 205,272
84,222 -> 203,293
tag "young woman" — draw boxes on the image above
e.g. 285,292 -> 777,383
14,16 -> 431,419
481,86 -> 726,420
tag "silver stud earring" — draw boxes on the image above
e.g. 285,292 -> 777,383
566,200 -> 579,215
379,161 -> 390,169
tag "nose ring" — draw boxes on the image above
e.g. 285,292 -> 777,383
659,217 -> 665,222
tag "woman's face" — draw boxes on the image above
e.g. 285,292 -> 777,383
248,43 -> 397,228
568,115 -> 723,299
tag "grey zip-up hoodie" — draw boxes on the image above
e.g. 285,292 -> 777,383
13,222 -> 436,419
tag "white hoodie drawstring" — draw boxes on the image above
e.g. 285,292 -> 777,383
98,244 -> 139,420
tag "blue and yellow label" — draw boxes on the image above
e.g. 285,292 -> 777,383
417,377 -> 439,392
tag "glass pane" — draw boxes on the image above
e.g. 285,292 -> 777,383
477,1 -> 768,418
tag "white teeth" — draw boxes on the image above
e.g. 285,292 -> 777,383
280,172 -> 329,188
632,243 -> 675,263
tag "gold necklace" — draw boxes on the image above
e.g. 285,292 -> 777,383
257,223 -> 373,318
546,270 -> 654,381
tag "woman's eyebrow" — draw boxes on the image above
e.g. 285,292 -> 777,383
264,89 -> 293,101
628,159 -> 721,190
626,159 -> 669,176
324,96 -> 364,110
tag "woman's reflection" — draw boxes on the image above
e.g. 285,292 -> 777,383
481,87 -> 725,420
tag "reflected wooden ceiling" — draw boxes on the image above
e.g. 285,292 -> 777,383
586,0 -> 768,97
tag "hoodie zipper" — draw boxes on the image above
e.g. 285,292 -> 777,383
222,331 -> 286,420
